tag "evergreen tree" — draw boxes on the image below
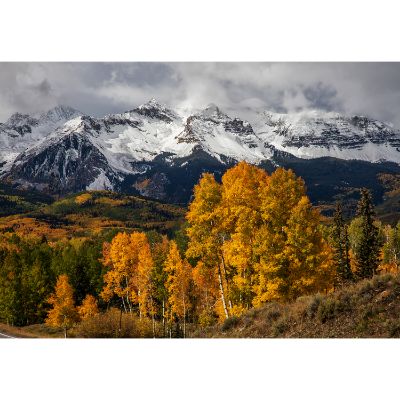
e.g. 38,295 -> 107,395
355,188 -> 382,279
331,202 -> 353,285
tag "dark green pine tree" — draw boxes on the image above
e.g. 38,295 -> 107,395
332,202 -> 353,285
355,188 -> 382,279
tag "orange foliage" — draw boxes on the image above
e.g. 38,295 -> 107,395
46,275 -> 79,335
78,294 -> 100,320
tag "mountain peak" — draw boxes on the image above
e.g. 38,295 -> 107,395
142,97 -> 161,107
133,99 -> 176,122
137,98 -> 167,111
6,112 -> 39,128
198,103 -> 229,122
39,105 -> 83,124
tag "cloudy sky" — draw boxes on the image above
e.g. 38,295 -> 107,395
1,62 -> 400,126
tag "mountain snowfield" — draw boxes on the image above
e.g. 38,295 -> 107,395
0,105 -> 83,167
1,99 -> 400,197
254,110 -> 400,163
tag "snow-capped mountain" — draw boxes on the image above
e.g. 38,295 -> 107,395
2,100 -> 273,194
2,99 -> 400,203
0,105 -> 82,168
254,109 -> 400,163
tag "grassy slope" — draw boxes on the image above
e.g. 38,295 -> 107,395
194,273 -> 400,338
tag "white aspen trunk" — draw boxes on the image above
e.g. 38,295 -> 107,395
138,289 -> 142,319
125,277 -> 133,314
126,291 -> 133,314
221,253 -> 233,312
63,315 -> 67,338
119,307 -> 123,333
151,298 -> 155,338
121,297 -> 127,313
162,299 -> 165,337
218,264 -> 229,319
183,295 -> 186,339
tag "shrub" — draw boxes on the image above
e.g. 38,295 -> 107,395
317,298 -> 338,323
371,273 -> 392,287
71,308 -> 158,338
387,320 -> 400,337
264,305 -> 282,323
358,280 -> 373,296
198,310 -> 217,327
336,292 -> 353,313
272,316 -> 289,337
221,316 -> 240,332
306,293 -> 324,318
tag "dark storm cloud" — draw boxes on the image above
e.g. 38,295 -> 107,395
1,62 -> 400,126
35,79 -> 52,96
302,82 -> 340,112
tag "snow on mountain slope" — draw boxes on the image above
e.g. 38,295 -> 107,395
0,105 -> 83,168
96,100 -> 272,166
175,104 -> 273,163
3,100 -> 271,192
254,109 -> 400,163
3,99 -> 400,196
45,100 -> 271,175
8,127 -> 121,193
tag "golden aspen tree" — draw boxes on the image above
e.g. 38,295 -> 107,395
259,167 -> 306,228
282,196 -> 334,299
253,169 -> 334,304
101,232 -> 154,317
136,242 -> 155,319
150,236 -> 170,336
46,274 -> 79,338
165,241 -> 192,337
186,173 -> 231,319
192,260 -> 219,325
78,294 -> 99,320
252,168 -> 306,304
101,232 -> 136,313
220,161 -> 269,314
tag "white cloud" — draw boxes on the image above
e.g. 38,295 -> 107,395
1,63 -> 400,126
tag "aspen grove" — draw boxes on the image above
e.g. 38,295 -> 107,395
0,161 -> 388,336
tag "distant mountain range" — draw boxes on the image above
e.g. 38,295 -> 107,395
2,99 -> 400,208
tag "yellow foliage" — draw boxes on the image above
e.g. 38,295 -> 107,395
254,195 -> 335,305
101,232 -> 155,317
94,197 -> 127,206
186,162 -> 336,316
192,260 -> 219,322
378,263 -> 399,274
46,275 -> 79,333
75,193 -> 92,205
165,241 -> 192,322
78,294 -> 99,320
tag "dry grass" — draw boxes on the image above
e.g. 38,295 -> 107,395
193,272 -> 400,338
0,322 -> 64,338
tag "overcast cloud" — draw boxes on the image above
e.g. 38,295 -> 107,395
1,62 -> 400,126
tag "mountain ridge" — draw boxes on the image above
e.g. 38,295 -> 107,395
2,100 -> 400,206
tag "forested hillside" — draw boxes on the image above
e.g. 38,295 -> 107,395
0,161 -> 399,338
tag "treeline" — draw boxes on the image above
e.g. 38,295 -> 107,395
0,236 -> 104,326
0,161 -> 397,336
